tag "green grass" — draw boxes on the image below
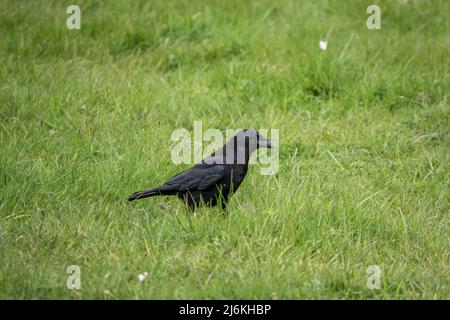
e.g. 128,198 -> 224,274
0,0 -> 449,299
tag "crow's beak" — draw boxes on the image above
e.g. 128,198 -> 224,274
258,138 -> 273,149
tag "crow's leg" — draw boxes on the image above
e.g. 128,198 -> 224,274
221,200 -> 227,210
187,201 -> 196,212
219,198 -> 229,215
179,192 -> 198,212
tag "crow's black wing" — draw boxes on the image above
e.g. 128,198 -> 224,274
158,163 -> 227,192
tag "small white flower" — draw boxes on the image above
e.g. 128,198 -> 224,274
319,40 -> 328,50
137,272 -> 148,282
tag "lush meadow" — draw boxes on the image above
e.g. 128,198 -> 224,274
0,0 -> 449,298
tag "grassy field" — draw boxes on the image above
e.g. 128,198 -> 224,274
0,0 -> 449,299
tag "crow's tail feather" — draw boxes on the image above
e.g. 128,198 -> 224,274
128,188 -> 161,201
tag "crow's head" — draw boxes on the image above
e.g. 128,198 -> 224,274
239,129 -> 273,150
209,129 -> 273,165
227,129 -> 273,161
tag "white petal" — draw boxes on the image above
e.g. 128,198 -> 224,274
138,272 -> 148,281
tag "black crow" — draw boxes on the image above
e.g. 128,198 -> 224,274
128,129 -> 272,210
